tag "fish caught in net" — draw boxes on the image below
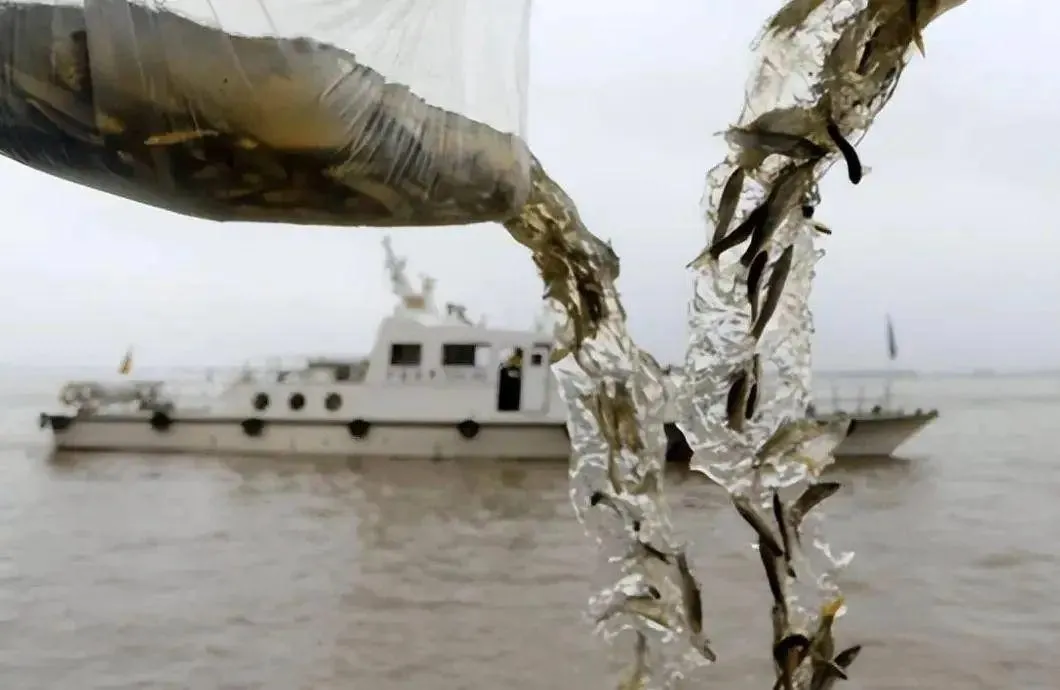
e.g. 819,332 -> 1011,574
671,0 -> 969,688
0,0 -> 531,226
503,162 -> 716,686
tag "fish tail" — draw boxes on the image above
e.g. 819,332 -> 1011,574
912,29 -> 926,56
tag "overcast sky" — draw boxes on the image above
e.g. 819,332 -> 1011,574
0,0 -> 1052,372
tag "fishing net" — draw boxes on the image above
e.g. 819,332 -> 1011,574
506,1 -> 970,689
0,0 -> 531,226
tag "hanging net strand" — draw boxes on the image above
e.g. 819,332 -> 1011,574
503,156 -> 715,686
674,1 -> 969,689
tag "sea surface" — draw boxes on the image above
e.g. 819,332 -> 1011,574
1,371 -> 1058,689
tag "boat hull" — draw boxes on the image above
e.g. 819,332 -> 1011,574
40,415 -> 574,461
830,412 -> 937,457
39,411 -> 937,462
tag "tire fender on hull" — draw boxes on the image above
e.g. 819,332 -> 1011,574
150,411 -> 173,432
457,419 -> 480,440
347,419 -> 371,439
241,418 -> 265,437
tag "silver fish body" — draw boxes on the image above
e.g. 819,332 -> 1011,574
750,243 -> 795,340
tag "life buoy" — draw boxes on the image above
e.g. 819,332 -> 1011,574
150,411 -> 173,432
347,419 -> 370,439
241,418 -> 265,437
457,419 -> 480,440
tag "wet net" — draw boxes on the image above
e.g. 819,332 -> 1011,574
508,1 -> 969,688
0,0 -> 531,226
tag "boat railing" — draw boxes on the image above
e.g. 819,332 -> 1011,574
815,382 -> 934,418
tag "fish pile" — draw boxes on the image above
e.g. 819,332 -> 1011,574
0,1 -> 530,227
670,0 -> 968,688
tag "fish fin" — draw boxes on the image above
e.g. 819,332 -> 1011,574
834,644 -> 863,668
825,660 -> 849,680
790,481 -> 842,534
732,495 -> 784,556
686,245 -> 716,270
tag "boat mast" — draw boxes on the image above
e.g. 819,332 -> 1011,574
884,314 -> 898,409
381,235 -> 436,316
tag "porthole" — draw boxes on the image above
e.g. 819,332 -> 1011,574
289,392 -> 306,411
252,393 -> 270,411
325,393 -> 342,411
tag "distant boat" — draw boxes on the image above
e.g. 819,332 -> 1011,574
817,314 -> 939,457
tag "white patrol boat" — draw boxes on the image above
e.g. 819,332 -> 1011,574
39,237 -> 575,460
38,237 -> 937,460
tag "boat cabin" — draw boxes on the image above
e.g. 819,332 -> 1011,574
210,237 -> 566,423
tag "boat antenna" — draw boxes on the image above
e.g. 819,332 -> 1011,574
382,234 -> 414,302
884,314 -> 898,409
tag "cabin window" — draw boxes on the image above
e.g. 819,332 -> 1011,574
289,392 -> 306,411
325,393 -> 342,411
389,343 -> 421,366
252,393 -> 270,410
530,353 -> 544,366
334,365 -> 351,381
442,343 -> 478,367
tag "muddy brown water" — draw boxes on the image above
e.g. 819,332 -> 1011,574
1,374 -> 1057,689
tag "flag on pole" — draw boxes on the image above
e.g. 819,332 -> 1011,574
885,316 -> 898,361
118,347 -> 133,375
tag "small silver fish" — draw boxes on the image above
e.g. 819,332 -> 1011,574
746,250 -> 770,322
750,244 -> 795,340
619,632 -> 649,690
634,538 -> 673,565
825,119 -> 863,184
763,0 -> 829,36
738,159 -> 819,267
788,481 -> 842,547
758,418 -> 835,460
732,494 -> 785,558
596,586 -> 664,626
808,598 -> 851,690
745,382 -> 759,421
772,491 -> 795,579
811,596 -> 844,660
711,167 -> 747,246
761,539 -> 787,609
692,204 -> 767,267
725,369 -> 753,432
675,551 -> 704,635
726,127 -> 829,160
773,632 -> 813,690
